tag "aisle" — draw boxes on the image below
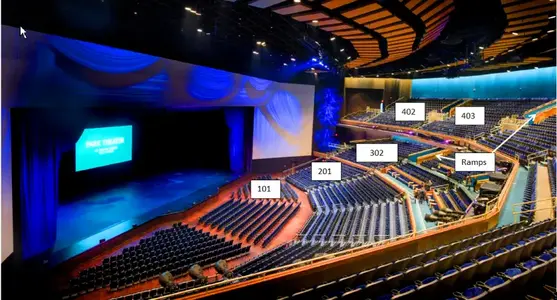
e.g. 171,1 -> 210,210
534,165 -> 552,222
498,167 -> 528,226
384,174 -> 430,232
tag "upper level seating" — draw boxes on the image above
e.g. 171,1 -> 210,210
335,148 -> 386,169
199,199 -> 300,247
286,161 -> 365,191
421,100 -> 547,138
275,219 -> 556,300
369,99 -> 455,127
479,116 -> 556,160
344,111 -> 380,122
64,224 -> 249,298
438,189 -> 471,212
335,140 -> 433,168
521,165 -> 538,222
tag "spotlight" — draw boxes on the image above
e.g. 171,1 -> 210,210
330,37 -> 336,41
470,52 -> 474,55
548,30 -> 555,33
340,48 -> 345,52
256,41 -> 262,45
533,38 -> 539,41
550,16 -> 556,19
253,51 -> 259,55
407,71 -> 411,74
261,42 -> 266,46
185,7 -> 191,11
312,20 -> 319,23
311,67 -> 315,70
283,63 -> 287,66
347,56 -> 351,60
290,57 -> 296,62
479,46 -> 484,50
197,28 -> 203,32
294,0 -> 301,2
376,75 -> 379,77
512,32 -> 518,35
312,58 -> 317,62
447,64 -> 450,67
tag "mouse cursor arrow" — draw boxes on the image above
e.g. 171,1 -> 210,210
20,27 -> 27,39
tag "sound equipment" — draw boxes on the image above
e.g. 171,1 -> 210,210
159,271 -> 176,290
215,260 -> 233,278
189,264 -> 208,283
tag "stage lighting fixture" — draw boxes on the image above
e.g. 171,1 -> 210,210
511,32 -> 518,35
311,67 -> 315,70
189,264 -> 208,283
340,48 -> 345,52
185,7 -> 191,11
256,41 -> 262,45
548,30 -> 555,33
330,37 -> 335,41
294,0 -> 301,2
312,58 -> 317,62
347,56 -> 351,60
312,20 -> 318,23
479,46 -> 484,49
283,63 -> 287,66
533,38 -> 539,41
261,42 -> 266,46
253,51 -> 259,55
159,271 -> 177,290
197,28 -> 203,32
290,57 -> 296,62
215,260 -> 233,279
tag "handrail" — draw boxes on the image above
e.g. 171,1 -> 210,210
384,96 -> 406,111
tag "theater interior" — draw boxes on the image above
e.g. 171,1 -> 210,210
1,0 -> 556,299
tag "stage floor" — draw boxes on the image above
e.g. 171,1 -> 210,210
53,170 -> 238,260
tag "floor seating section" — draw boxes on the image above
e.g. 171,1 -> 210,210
286,161 -> 365,191
199,199 -> 300,247
368,99 -> 455,127
421,157 -> 482,183
274,219 -> 556,300
63,224 -> 249,298
300,174 -> 411,244
479,116 -> 556,160
421,100 -> 547,139
235,177 -> 298,201
521,165 -> 538,222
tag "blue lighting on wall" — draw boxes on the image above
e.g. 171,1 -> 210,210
411,67 -> 557,99
314,87 -> 342,151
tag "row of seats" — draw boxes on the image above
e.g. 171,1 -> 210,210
369,99 -> 455,127
438,189 -> 469,212
199,199 -> 300,247
301,201 -> 411,244
549,158 -> 556,198
63,224 -> 249,298
275,219 -> 555,300
420,157 -> 481,183
397,163 -> 448,186
235,181 -> 298,201
286,161 -> 365,191
421,100 -> 547,139
521,165 -> 538,222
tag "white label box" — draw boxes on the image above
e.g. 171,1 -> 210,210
312,162 -> 342,181
356,144 -> 399,163
455,107 -> 485,125
454,153 -> 495,172
395,103 -> 426,121
250,180 -> 281,199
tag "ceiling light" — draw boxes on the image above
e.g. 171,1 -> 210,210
185,7 -> 191,11
550,16 -> 556,19
312,20 -> 318,23
191,10 -> 197,14
294,0 -> 301,2
340,48 -> 345,52
548,30 -> 555,33
253,51 -> 259,55
347,56 -> 351,60
330,37 -> 336,41
485,60 -> 489,63
261,42 -> 266,46
407,71 -> 411,74
535,67 -> 539,69
197,28 -> 203,32
507,70 -> 511,72
447,64 -> 450,67
376,75 -> 379,77
470,52 -> 474,55
256,41 -> 262,45
509,49 -> 514,52
512,32 -> 519,35
533,38 -> 539,41
291,57 -> 296,62
283,63 -> 287,66
479,46 -> 484,50
311,67 -> 315,70
206,32 -> 210,36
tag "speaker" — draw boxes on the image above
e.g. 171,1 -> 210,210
159,271 -> 176,290
215,260 -> 233,278
189,264 -> 208,283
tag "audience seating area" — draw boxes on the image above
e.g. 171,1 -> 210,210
438,189 -> 472,213
301,174 -> 411,244
397,163 -> 448,187
421,157 -> 482,183
422,100 -> 547,138
235,176 -> 298,201
368,99 -> 455,127
521,165 -> 538,222
549,158 -> 556,198
286,161 -> 365,191
274,219 -> 556,300
199,199 -> 300,247
63,224 -> 249,298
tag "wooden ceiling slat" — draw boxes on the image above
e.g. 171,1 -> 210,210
389,33 -> 417,42
322,0 -> 358,10
405,0 -> 422,10
383,28 -> 415,38
425,6 -> 455,28
422,0 -> 454,22
506,21 -> 549,32
375,23 -> 408,34
344,34 -> 373,39
334,29 -> 364,36
292,12 -> 330,22
507,5 -> 555,20
321,24 -> 353,31
414,0 -> 437,16
367,17 -> 403,30
504,1 -> 552,13
508,15 -> 548,26
342,3 -> 382,18
501,30 -> 541,38
273,4 -> 311,15
355,10 -> 392,24
315,19 -> 343,26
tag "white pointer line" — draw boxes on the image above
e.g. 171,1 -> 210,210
435,154 -> 455,161
491,115 -> 535,153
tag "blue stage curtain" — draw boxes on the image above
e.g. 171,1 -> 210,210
48,36 -> 159,73
17,113 -> 60,259
225,108 -> 245,173
265,90 -> 303,134
187,66 -> 236,101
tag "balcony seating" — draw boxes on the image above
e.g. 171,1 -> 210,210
549,158 -> 556,198
368,99 -> 455,127
397,164 -> 448,187
275,219 -> 556,300
64,223 -> 250,298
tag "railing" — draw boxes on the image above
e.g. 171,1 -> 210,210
384,97 -> 406,111
527,149 -> 549,163
511,197 -> 557,223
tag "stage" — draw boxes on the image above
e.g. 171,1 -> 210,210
51,170 -> 239,264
